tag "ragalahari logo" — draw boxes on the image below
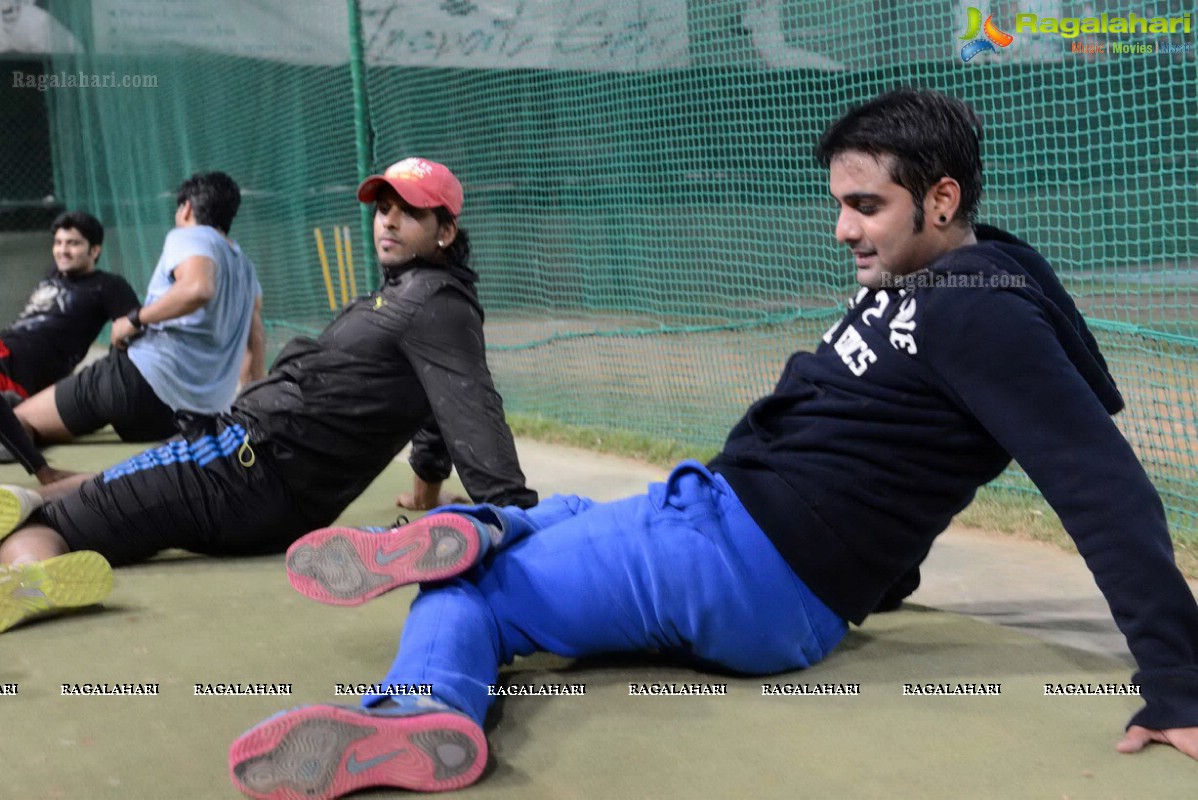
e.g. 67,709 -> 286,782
960,7 -> 1014,62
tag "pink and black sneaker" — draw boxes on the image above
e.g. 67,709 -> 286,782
285,513 -> 488,606
229,699 -> 487,799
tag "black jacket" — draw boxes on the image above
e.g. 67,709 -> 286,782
233,257 -> 537,520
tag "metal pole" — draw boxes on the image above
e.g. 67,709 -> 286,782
346,0 -> 374,290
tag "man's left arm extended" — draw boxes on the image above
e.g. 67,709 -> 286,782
399,291 -> 537,510
111,255 -> 216,348
922,287 -> 1198,758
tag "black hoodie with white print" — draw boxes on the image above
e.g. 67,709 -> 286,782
710,225 -> 1198,732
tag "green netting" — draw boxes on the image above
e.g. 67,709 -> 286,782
39,0 -> 1198,541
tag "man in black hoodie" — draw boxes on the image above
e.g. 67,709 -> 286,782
228,91 -> 1197,799
0,158 -> 537,634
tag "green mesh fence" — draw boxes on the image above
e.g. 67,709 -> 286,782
0,56 -> 56,231
39,0 -> 1198,540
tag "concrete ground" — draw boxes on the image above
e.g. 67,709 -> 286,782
3,436 -> 1197,799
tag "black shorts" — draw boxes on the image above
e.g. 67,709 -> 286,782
55,348 -> 178,442
40,418 -> 332,565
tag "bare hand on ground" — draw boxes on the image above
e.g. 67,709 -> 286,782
395,475 -> 467,510
396,491 -> 469,510
1117,725 -> 1198,761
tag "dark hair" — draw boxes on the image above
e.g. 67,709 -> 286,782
815,89 -> 983,229
176,171 -> 241,233
434,207 -> 471,268
51,210 -> 104,249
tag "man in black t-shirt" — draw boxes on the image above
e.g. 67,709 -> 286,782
0,211 -> 138,480
1,211 -> 139,398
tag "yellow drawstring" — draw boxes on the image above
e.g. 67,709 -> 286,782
238,434 -> 256,468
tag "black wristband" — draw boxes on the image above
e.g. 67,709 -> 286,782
127,307 -> 144,330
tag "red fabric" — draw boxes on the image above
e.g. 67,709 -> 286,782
0,339 -> 28,398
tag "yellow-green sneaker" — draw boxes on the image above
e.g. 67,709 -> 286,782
0,551 -> 114,633
0,484 -> 44,540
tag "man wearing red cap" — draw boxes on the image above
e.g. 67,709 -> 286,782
357,159 -> 473,511
0,157 -> 537,634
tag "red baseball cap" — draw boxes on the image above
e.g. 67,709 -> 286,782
356,158 -> 464,217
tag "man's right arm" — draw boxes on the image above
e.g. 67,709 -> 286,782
112,255 -> 216,348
